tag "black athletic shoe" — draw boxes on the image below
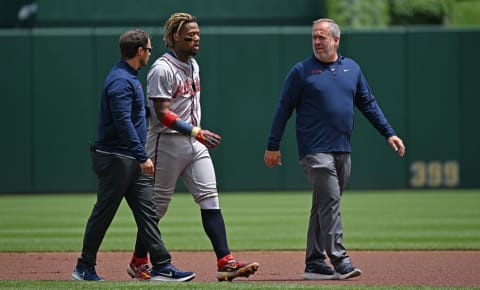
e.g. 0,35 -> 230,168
335,263 -> 362,280
303,264 -> 335,280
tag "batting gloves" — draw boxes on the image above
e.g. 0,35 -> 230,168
192,127 -> 221,149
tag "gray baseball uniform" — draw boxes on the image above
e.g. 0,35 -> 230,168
146,52 -> 219,219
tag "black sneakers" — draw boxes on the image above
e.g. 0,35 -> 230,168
303,262 -> 362,280
303,263 -> 335,280
335,263 -> 362,280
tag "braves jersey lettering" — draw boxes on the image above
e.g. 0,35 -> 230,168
147,53 -> 201,134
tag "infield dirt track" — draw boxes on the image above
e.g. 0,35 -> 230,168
1,251 -> 479,287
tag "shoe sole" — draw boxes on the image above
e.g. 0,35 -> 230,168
336,268 -> 362,280
216,262 -> 259,282
303,272 -> 336,280
127,264 -> 151,281
71,272 -> 84,281
150,273 -> 195,282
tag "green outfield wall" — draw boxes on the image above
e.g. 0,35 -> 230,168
1,27 -> 479,192
36,0 -> 325,27
2,0 -> 325,28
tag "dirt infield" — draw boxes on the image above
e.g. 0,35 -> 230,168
1,251 -> 479,287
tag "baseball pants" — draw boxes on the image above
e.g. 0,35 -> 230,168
146,133 -> 219,218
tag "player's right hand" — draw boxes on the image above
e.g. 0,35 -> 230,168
140,158 -> 155,175
264,150 -> 282,168
196,129 -> 221,149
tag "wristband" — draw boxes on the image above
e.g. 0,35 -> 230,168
172,119 -> 194,136
191,126 -> 200,137
161,110 -> 195,136
161,110 -> 178,128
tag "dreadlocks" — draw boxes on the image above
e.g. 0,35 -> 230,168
163,13 -> 197,49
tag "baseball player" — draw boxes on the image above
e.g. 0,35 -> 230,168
126,13 -> 259,282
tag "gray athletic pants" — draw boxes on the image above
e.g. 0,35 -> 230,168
77,151 -> 171,268
146,133 -> 219,219
300,152 -> 352,269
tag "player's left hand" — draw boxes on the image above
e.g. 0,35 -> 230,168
388,136 -> 405,157
197,130 -> 222,149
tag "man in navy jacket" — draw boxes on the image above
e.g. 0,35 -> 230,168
72,29 -> 195,282
264,18 -> 405,280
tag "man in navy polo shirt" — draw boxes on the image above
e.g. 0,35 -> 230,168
264,18 -> 405,280
71,29 -> 194,282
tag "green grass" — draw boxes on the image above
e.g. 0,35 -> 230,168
1,190 -> 479,289
0,190 -> 479,252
